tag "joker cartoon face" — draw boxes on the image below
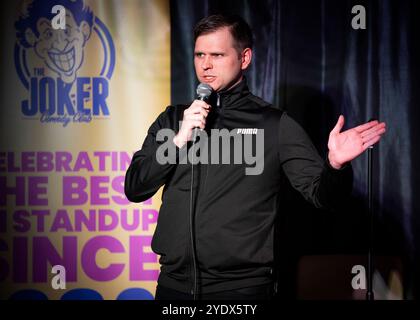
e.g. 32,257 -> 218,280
16,0 -> 94,83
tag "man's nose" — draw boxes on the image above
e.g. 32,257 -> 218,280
202,56 -> 212,70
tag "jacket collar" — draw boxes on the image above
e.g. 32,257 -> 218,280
210,77 -> 250,109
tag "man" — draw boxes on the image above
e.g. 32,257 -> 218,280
125,14 -> 386,300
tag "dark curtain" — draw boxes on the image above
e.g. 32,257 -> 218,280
171,0 -> 420,299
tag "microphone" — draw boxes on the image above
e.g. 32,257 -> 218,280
196,83 -> 213,101
192,83 -> 213,142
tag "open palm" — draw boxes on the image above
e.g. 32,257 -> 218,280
328,115 -> 386,169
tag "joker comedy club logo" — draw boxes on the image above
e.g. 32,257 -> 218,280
14,0 -> 115,126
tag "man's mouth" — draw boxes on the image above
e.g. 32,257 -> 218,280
48,47 -> 75,72
203,75 -> 216,82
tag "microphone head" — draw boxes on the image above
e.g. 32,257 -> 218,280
196,83 -> 213,100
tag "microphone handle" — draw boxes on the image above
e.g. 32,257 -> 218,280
192,96 -> 208,141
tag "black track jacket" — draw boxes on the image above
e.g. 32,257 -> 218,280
125,79 -> 353,294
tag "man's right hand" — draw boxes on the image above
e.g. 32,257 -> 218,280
173,100 -> 211,148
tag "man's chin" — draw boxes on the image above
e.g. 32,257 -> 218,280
204,82 -> 220,92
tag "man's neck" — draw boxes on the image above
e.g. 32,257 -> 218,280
218,75 -> 244,93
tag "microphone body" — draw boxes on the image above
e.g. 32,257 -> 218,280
192,83 -> 213,141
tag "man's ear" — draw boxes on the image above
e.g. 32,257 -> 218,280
24,28 -> 36,47
80,21 -> 92,43
241,48 -> 252,70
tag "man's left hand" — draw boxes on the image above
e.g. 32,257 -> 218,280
327,115 -> 386,169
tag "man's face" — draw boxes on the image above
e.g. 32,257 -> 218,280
194,27 -> 251,92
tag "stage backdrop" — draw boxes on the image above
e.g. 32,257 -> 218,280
0,0 -> 170,300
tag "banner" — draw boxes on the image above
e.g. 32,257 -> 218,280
0,0 -> 170,300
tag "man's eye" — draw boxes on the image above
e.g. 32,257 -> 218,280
195,53 -> 204,58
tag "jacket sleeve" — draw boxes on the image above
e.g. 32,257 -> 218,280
278,112 -> 353,211
125,106 -> 183,203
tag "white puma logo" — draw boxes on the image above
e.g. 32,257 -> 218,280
237,128 -> 258,135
